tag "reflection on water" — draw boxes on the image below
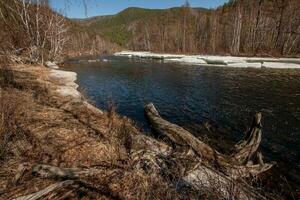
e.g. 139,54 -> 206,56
63,56 -> 300,185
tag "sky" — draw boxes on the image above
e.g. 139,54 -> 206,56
50,0 -> 229,19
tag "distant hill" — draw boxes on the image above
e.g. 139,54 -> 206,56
72,7 -> 209,47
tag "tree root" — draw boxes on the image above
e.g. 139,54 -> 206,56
144,103 -> 273,178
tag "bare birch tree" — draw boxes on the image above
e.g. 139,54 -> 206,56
0,0 -> 68,63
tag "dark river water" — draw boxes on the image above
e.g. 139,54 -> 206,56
62,56 -> 300,186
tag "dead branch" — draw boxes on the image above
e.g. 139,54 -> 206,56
12,164 -> 123,200
144,103 -> 273,178
144,103 -> 225,163
184,165 -> 267,200
32,164 -> 120,180
13,180 -> 74,200
231,113 -> 263,165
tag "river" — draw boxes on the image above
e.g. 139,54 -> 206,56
62,55 -> 300,187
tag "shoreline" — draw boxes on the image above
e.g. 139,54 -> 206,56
1,63 -> 178,199
1,62 -> 297,199
114,51 -> 300,69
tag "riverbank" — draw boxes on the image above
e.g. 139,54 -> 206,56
0,63 -> 179,199
114,51 -> 300,69
0,62 -> 296,199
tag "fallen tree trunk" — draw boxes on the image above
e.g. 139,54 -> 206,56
131,147 -> 266,200
144,103 -> 273,178
144,103 -> 226,163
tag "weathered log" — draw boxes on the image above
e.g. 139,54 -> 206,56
131,148 -> 265,200
32,164 -> 79,179
183,165 -> 267,200
32,164 -> 120,180
130,145 -> 266,200
144,103 -> 226,163
144,103 -> 273,178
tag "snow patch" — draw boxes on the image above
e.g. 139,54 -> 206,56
114,51 -> 300,69
50,69 -> 77,88
199,56 -> 246,65
262,62 -> 300,69
45,61 -> 59,69
56,86 -> 81,99
165,56 -> 206,64
49,69 -> 81,99
227,62 -> 262,68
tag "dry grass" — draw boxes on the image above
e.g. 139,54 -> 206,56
0,62 -> 184,199
0,59 -> 33,162
106,103 -> 133,154
0,89 -> 33,161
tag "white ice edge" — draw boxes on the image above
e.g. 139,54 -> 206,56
49,68 -> 81,100
114,51 -> 300,69
47,65 -> 103,114
45,61 -> 59,69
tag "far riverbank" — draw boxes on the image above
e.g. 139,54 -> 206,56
114,51 -> 300,69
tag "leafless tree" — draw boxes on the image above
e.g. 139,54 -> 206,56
230,2 -> 242,55
0,0 -> 69,63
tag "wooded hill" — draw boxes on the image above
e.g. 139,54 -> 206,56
74,0 -> 300,57
67,20 -> 120,56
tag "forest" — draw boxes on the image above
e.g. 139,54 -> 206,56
0,0 -> 299,60
79,0 -> 300,57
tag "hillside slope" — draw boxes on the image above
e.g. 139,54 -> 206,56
72,0 -> 300,56
67,19 -> 121,56
74,7 -> 209,47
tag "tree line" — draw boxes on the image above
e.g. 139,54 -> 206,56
0,0 -> 299,60
126,0 -> 299,56
67,22 -> 120,56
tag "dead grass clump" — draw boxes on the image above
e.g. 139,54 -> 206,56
120,170 -> 182,200
106,104 -> 134,160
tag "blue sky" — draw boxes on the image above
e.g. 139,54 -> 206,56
50,0 -> 229,18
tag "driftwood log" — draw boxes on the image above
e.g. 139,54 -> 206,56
144,103 -> 273,179
183,164 -> 268,200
